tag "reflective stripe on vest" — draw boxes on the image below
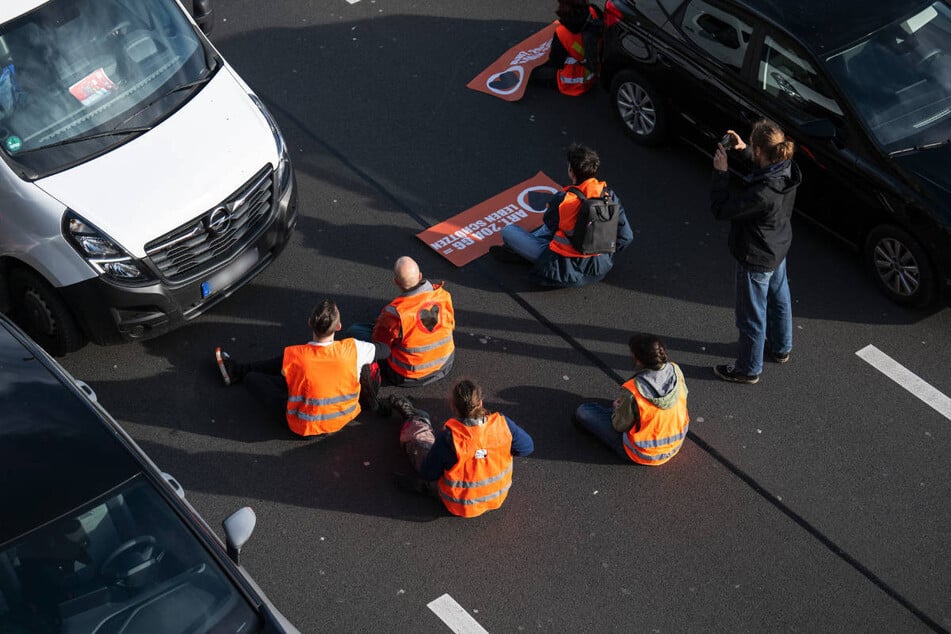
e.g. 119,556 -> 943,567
386,283 -> 455,380
282,340 -> 361,436
548,178 -> 607,258
622,363 -> 690,466
438,414 -> 514,518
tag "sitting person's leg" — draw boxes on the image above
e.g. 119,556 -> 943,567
500,224 -> 553,262
573,402 -> 627,458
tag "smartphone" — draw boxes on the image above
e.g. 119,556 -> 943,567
720,133 -> 736,150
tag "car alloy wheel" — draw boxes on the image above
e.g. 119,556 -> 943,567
610,70 -> 666,145
865,225 -> 935,307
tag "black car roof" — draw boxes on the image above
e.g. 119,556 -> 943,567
0,318 -> 140,543
733,0 -> 937,54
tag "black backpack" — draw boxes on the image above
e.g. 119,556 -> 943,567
566,186 -> 621,255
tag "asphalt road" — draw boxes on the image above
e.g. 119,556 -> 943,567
60,1 -> 951,631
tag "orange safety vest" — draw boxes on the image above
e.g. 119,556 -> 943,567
548,177 -> 608,258
386,283 -> 455,380
438,414 -> 514,518
622,363 -> 690,465
555,5 -> 599,96
282,340 -> 361,436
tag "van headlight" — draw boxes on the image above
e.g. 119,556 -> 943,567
248,94 -> 292,194
64,214 -> 151,283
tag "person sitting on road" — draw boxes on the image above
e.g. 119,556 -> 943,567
214,299 -> 391,437
491,143 -> 633,287
347,256 -> 455,387
389,379 -> 534,518
531,0 -> 604,96
573,334 -> 689,465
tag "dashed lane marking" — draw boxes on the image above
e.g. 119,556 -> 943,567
856,344 -> 951,421
427,594 -> 490,634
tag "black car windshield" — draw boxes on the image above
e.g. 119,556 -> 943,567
0,0 -> 215,176
825,2 -> 951,154
0,477 -> 261,633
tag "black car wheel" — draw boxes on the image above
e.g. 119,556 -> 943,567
9,268 -> 86,356
865,225 -> 936,308
610,69 -> 667,145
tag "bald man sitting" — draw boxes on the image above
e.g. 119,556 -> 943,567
349,257 -> 455,387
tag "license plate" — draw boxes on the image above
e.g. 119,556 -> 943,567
200,248 -> 259,299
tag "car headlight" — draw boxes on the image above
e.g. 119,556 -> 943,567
64,214 -> 151,283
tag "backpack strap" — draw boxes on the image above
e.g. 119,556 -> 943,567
566,186 -> 588,201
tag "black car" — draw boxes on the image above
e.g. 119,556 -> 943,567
601,0 -> 951,306
0,314 -> 298,633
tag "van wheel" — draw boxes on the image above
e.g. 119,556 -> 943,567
865,225 -> 936,308
9,268 -> 86,356
610,69 -> 667,145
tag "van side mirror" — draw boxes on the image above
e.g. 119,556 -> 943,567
192,0 -> 214,34
222,507 -> 256,565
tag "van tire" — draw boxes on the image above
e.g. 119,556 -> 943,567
9,268 -> 86,356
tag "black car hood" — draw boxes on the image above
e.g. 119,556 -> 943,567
892,144 -> 951,220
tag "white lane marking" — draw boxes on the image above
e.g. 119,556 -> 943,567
856,344 -> 951,421
427,594 -> 490,634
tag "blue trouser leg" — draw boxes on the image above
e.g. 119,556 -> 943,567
734,264 -> 771,376
574,403 -> 628,458
500,225 -> 552,263
765,258 -> 793,356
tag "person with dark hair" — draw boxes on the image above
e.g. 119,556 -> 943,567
346,256 -> 455,387
213,299 -> 391,436
491,143 -> 633,287
532,0 -> 604,95
573,334 -> 690,464
711,119 -> 801,384
388,379 -> 534,518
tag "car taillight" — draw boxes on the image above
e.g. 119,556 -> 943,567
604,0 -> 623,28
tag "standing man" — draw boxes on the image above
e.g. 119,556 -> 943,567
711,119 -> 801,384
349,256 -> 455,387
492,143 -> 633,287
215,299 -> 391,436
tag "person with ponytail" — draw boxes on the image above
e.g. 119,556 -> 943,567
711,119 -> 802,384
389,379 -> 534,518
573,334 -> 689,465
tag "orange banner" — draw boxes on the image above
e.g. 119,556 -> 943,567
418,172 -> 562,267
466,23 -> 556,102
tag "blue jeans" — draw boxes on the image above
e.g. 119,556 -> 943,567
501,225 -> 552,262
734,258 -> 793,376
573,403 -> 628,459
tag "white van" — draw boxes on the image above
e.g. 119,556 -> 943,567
0,0 -> 297,355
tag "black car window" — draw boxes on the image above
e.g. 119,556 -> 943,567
680,0 -> 752,71
757,35 -> 843,119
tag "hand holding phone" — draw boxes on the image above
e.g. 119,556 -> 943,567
720,133 -> 736,150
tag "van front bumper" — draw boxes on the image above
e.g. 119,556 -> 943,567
60,178 -> 297,346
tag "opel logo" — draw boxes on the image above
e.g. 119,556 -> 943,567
207,206 -> 232,235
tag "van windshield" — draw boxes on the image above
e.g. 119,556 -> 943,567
0,0 -> 216,177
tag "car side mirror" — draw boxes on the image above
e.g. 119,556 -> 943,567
223,507 -> 256,565
799,118 -> 845,149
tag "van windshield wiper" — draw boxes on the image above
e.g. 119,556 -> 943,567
117,73 -> 214,127
17,126 -> 154,154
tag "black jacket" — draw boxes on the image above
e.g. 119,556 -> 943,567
710,152 -> 802,272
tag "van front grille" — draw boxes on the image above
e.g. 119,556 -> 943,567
145,166 -> 273,282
